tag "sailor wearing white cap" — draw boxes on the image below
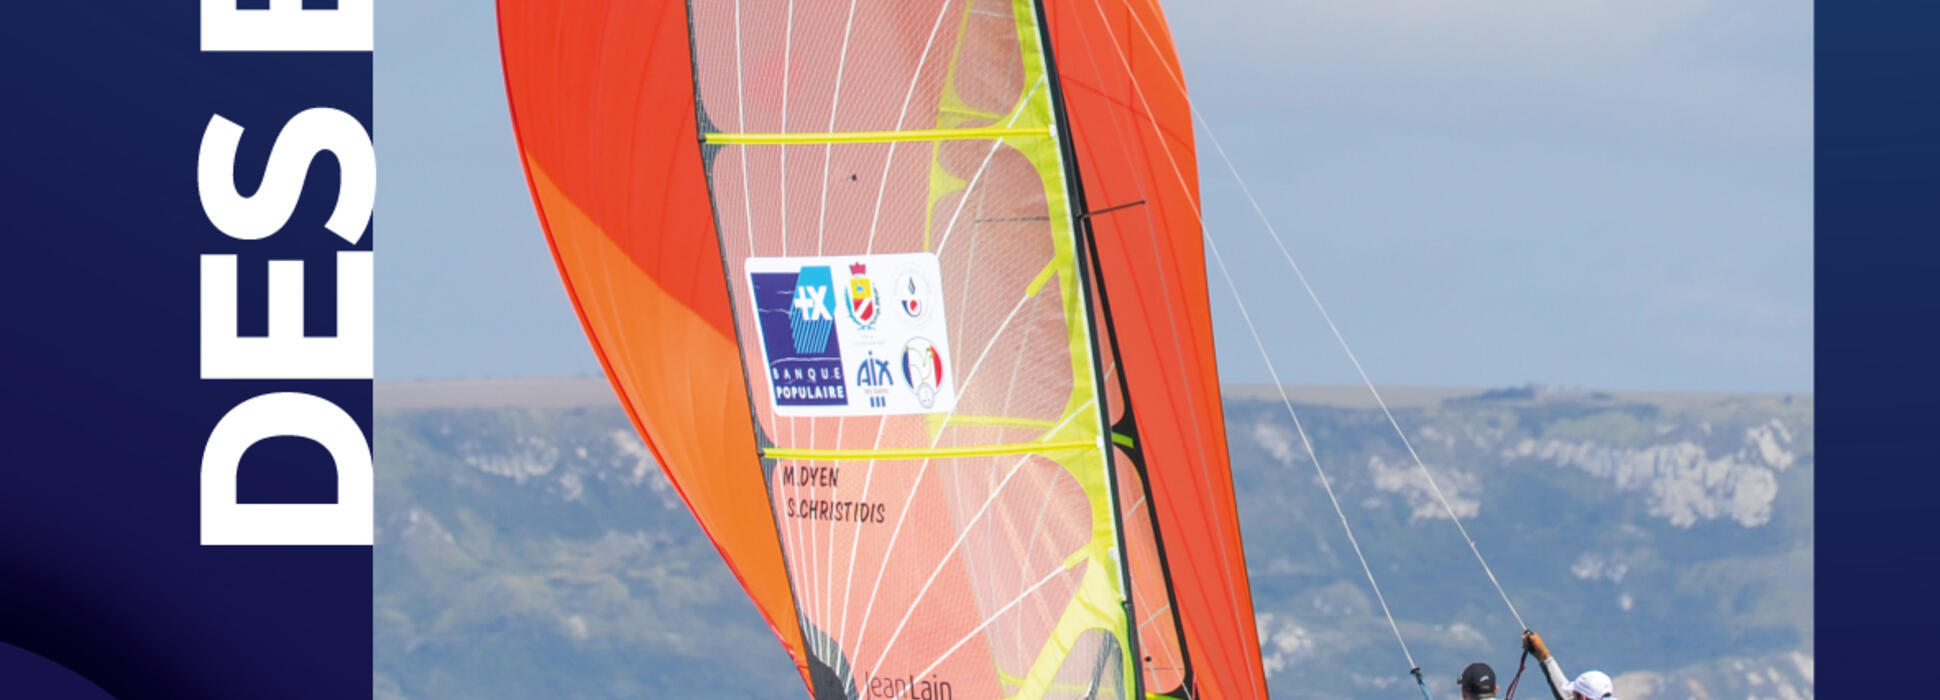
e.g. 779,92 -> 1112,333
1521,630 -> 1619,700
1565,670 -> 1616,700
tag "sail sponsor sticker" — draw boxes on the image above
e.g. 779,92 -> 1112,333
747,252 -> 957,417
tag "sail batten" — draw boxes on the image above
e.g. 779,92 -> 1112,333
707,126 -> 1053,145
764,439 -> 1096,461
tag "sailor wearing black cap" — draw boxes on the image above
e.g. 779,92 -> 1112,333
1458,662 -> 1499,699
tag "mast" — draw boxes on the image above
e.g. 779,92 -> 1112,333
1029,0 -> 1148,696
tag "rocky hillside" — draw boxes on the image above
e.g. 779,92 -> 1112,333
373,382 -> 1812,699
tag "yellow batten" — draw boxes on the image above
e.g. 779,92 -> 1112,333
762,439 -> 1092,461
704,125 -> 1051,145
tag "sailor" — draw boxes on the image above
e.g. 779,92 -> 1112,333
1563,671 -> 1617,700
1457,662 -> 1500,699
1522,630 -> 1618,700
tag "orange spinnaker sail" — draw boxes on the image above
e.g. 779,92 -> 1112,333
498,1 -> 1267,697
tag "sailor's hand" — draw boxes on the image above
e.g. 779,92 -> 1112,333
1522,630 -> 1550,660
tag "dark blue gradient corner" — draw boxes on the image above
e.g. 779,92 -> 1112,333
0,642 -> 117,700
1,2 -> 372,698
1818,1 -> 1940,693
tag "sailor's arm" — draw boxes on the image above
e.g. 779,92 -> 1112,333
1522,630 -> 1571,700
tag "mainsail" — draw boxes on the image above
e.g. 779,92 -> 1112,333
498,0 -> 1266,697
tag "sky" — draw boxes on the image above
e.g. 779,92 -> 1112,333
376,0 -> 1811,393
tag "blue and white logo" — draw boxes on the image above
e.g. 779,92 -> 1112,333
855,351 -> 894,408
752,266 -> 846,408
788,265 -> 837,353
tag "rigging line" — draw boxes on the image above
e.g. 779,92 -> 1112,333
1066,0 -> 1247,641
1192,110 -> 1529,633
1097,0 -> 1529,630
1203,226 -> 1419,671
1044,11 -> 1192,686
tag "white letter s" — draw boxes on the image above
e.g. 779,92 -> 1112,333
198,109 -> 374,245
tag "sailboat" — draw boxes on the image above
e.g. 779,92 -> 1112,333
499,0 -> 1270,697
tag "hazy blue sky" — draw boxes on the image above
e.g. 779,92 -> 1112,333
376,1 -> 1811,392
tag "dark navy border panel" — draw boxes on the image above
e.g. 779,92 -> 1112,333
1818,2 -> 1940,691
2,3 -> 373,699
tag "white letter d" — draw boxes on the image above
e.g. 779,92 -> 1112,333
201,392 -> 373,546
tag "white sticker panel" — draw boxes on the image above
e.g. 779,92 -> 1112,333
744,253 -> 957,417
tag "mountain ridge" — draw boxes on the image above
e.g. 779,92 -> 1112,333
374,381 -> 1812,699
